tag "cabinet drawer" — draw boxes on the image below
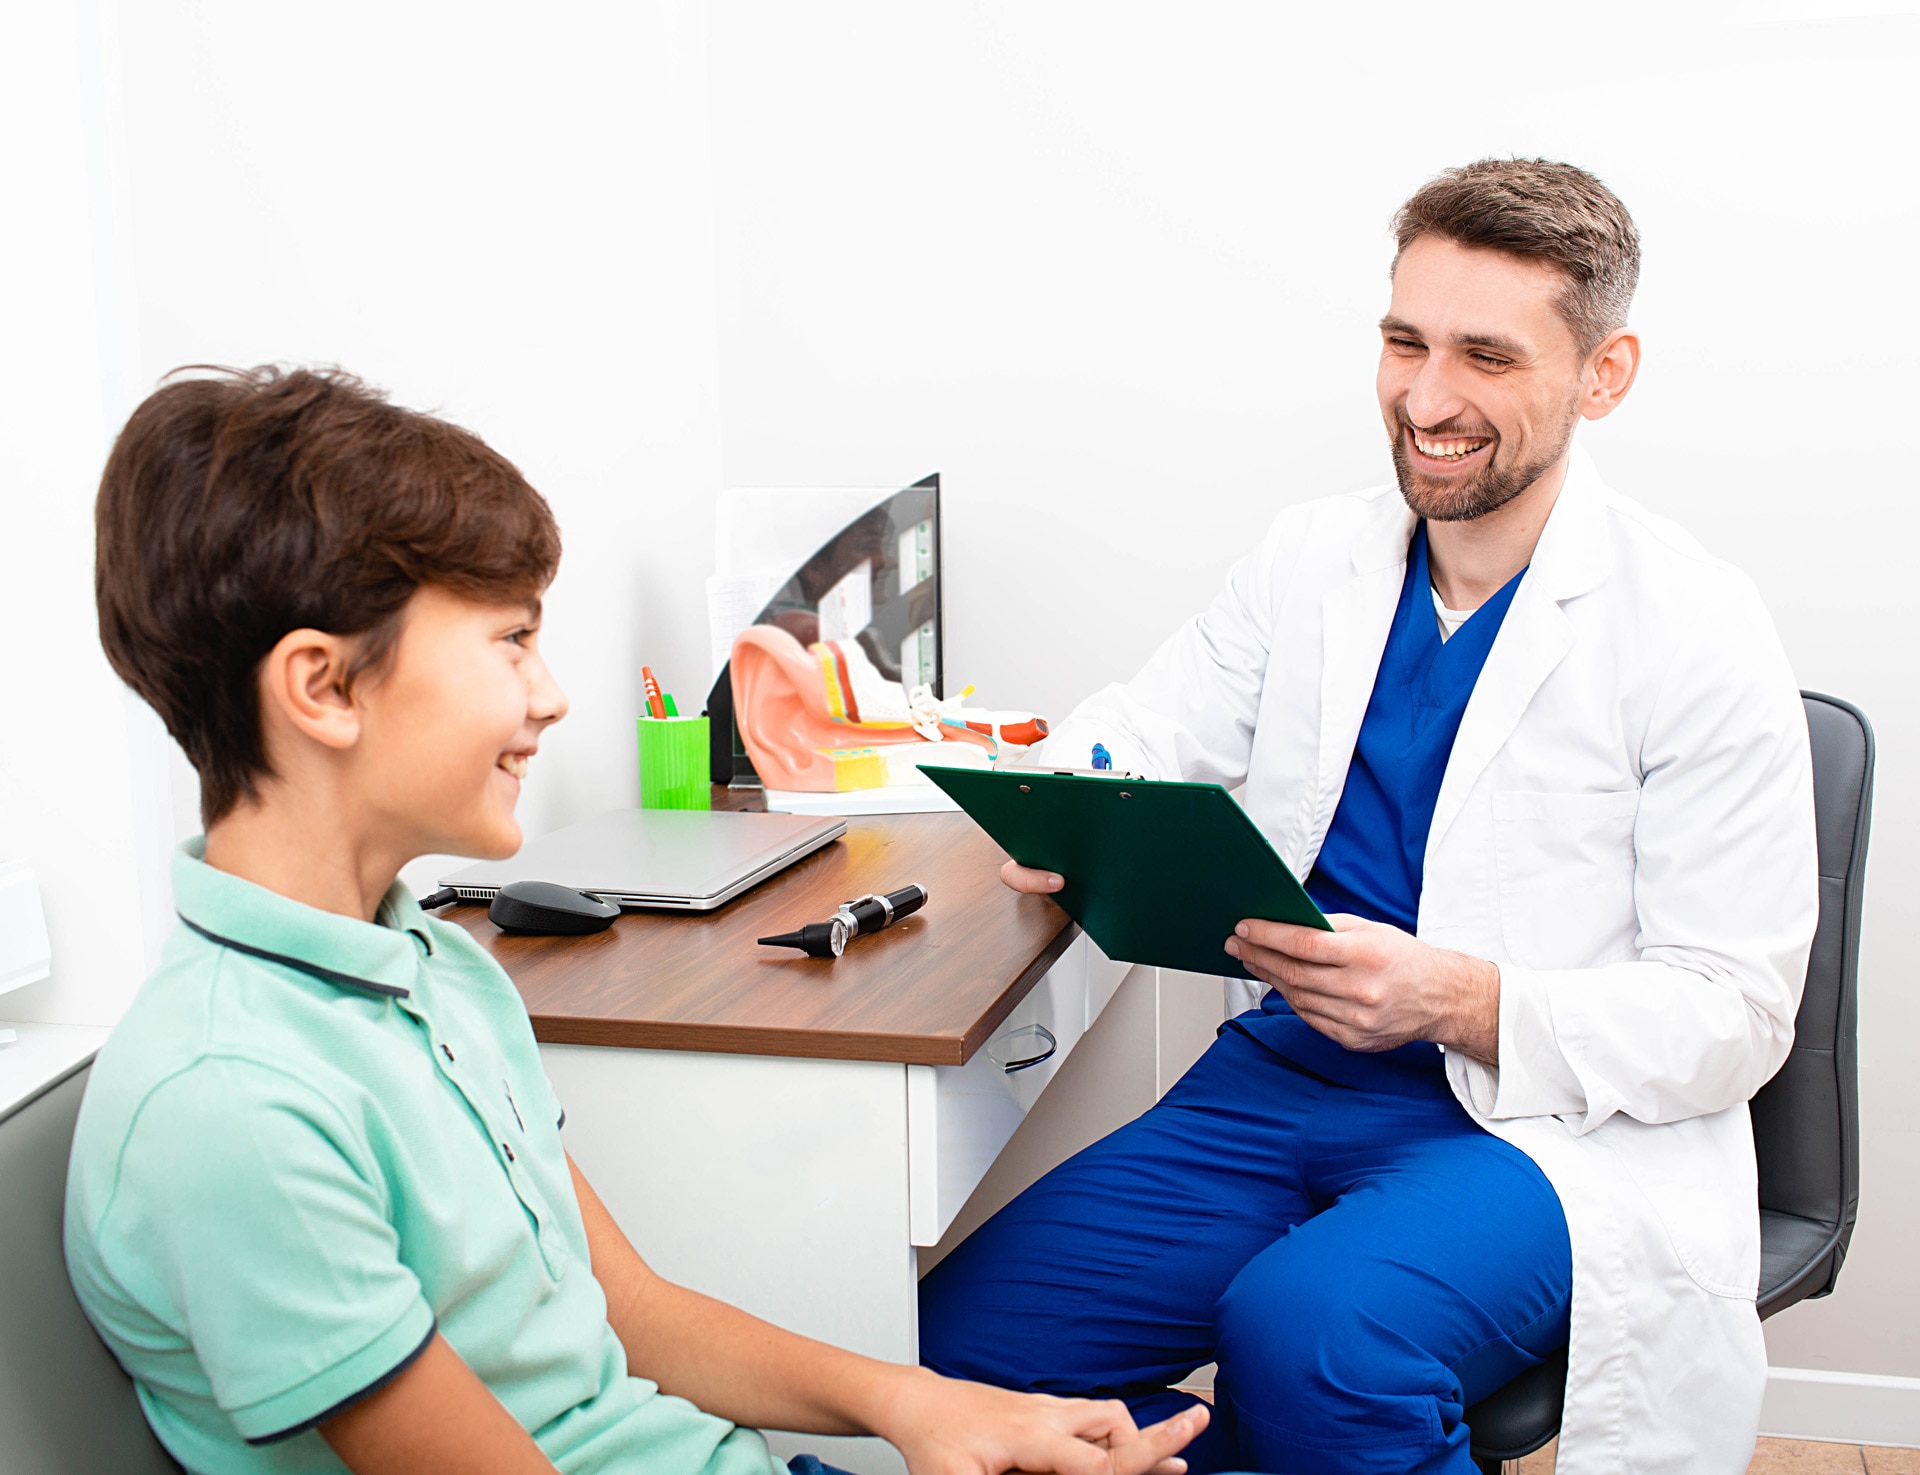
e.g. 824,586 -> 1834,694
906,935 -> 1126,1246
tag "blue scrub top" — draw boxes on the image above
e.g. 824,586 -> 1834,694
1231,523 -> 1526,1091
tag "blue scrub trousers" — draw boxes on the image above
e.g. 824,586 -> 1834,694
918,1025 -> 1572,1474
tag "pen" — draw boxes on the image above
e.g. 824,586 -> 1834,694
642,665 -> 667,720
1091,743 -> 1112,771
663,693 -> 679,718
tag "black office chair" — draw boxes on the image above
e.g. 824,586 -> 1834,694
1466,691 -> 1874,1472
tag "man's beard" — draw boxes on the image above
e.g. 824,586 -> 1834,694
1388,405 -> 1578,523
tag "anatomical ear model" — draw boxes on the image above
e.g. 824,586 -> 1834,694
729,626 -> 1046,793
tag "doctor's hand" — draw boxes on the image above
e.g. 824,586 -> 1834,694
1226,915 -> 1501,1065
878,1369 -> 1207,1475
1001,860 -> 1065,894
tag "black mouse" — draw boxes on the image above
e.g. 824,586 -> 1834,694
488,880 -> 620,936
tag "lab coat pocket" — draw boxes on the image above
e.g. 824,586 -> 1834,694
1493,789 -> 1640,971
1596,1106 -> 1760,1299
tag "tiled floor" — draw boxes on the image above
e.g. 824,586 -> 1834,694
1860,1451 -> 1920,1474
1511,1438 -> 1920,1472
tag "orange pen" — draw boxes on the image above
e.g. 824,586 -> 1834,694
641,665 -> 667,720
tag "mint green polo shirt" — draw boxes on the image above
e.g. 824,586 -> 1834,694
65,841 -> 786,1475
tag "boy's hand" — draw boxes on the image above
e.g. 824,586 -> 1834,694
876,1367 -> 1206,1475
572,1154 -> 1203,1475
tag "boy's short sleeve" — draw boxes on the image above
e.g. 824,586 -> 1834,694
92,1058 -> 436,1444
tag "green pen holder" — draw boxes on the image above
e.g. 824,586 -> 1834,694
637,715 -> 710,809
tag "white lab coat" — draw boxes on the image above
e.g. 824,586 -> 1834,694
1040,447 -> 1818,1473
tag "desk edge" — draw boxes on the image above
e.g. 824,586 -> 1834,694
529,920 -> 1083,1067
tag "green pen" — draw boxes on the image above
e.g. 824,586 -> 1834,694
663,693 -> 679,717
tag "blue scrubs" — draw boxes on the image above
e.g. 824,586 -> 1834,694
920,527 -> 1572,1474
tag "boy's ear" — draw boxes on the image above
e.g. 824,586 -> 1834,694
259,628 -> 363,752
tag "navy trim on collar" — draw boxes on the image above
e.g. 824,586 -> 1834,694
179,916 -> 413,1000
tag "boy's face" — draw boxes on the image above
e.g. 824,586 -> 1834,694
353,584 -> 568,861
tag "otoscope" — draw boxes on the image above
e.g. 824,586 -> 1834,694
758,884 -> 929,959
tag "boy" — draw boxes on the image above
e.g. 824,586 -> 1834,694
69,366 -> 1207,1475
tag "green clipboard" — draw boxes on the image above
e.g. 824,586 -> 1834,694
924,767 -> 1331,980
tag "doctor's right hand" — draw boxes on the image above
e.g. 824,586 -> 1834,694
1000,860 -> 1065,894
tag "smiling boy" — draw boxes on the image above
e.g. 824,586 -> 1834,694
67,366 -> 1206,1475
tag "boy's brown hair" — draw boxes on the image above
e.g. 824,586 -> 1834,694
96,366 -> 562,826
1392,158 -> 1641,355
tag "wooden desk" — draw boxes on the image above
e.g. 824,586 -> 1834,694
446,807 -> 1081,1066
445,791 -> 1135,1475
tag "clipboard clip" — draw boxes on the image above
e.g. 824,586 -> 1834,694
1005,765 -> 1144,782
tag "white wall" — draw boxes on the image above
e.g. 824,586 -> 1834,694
0,0 -> 158,1027
4,0 -> 1913,1406
703,1 -> 1919,1382
4,0 -> 728,1021
112,0 -> 727,858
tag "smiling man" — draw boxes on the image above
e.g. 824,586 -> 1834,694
918,160 -> 1819,1474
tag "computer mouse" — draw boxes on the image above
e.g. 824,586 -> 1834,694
488,879 -> 621,936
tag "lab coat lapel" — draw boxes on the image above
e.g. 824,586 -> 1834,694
1310,496 -> 1416,861
1425,448 -> 1613,857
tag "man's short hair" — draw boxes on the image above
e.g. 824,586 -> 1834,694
1391,158 -> 1641,355
96,365 -> 562,826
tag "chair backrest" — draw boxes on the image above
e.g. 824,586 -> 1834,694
0,1061 -> 182,1473
1749,691 -> 1874,1316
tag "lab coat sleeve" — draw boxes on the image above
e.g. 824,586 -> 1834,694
1037,509 -> 1304,783
1469,573 -> 1819,1133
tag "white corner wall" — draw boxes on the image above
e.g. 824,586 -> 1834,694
0,0 -> 155,1026
110,0 -> 729,854
4,0 -> 729,1023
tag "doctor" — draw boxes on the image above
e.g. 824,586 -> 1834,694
918,158 -> 1818,1475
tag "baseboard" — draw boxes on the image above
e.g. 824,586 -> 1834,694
1761,1365 -> 1920,1448
1167,1363 -> 1919,1449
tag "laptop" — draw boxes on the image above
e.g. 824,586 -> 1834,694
440,808 -> 847,911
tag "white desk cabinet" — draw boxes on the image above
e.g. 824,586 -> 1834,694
542,937 -> 1135,1474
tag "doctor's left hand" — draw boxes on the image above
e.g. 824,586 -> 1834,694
1226,915 -> 1501,1064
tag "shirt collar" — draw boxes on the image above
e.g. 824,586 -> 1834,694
1522,442 -> 1612,602
172,839 -> 433,1000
